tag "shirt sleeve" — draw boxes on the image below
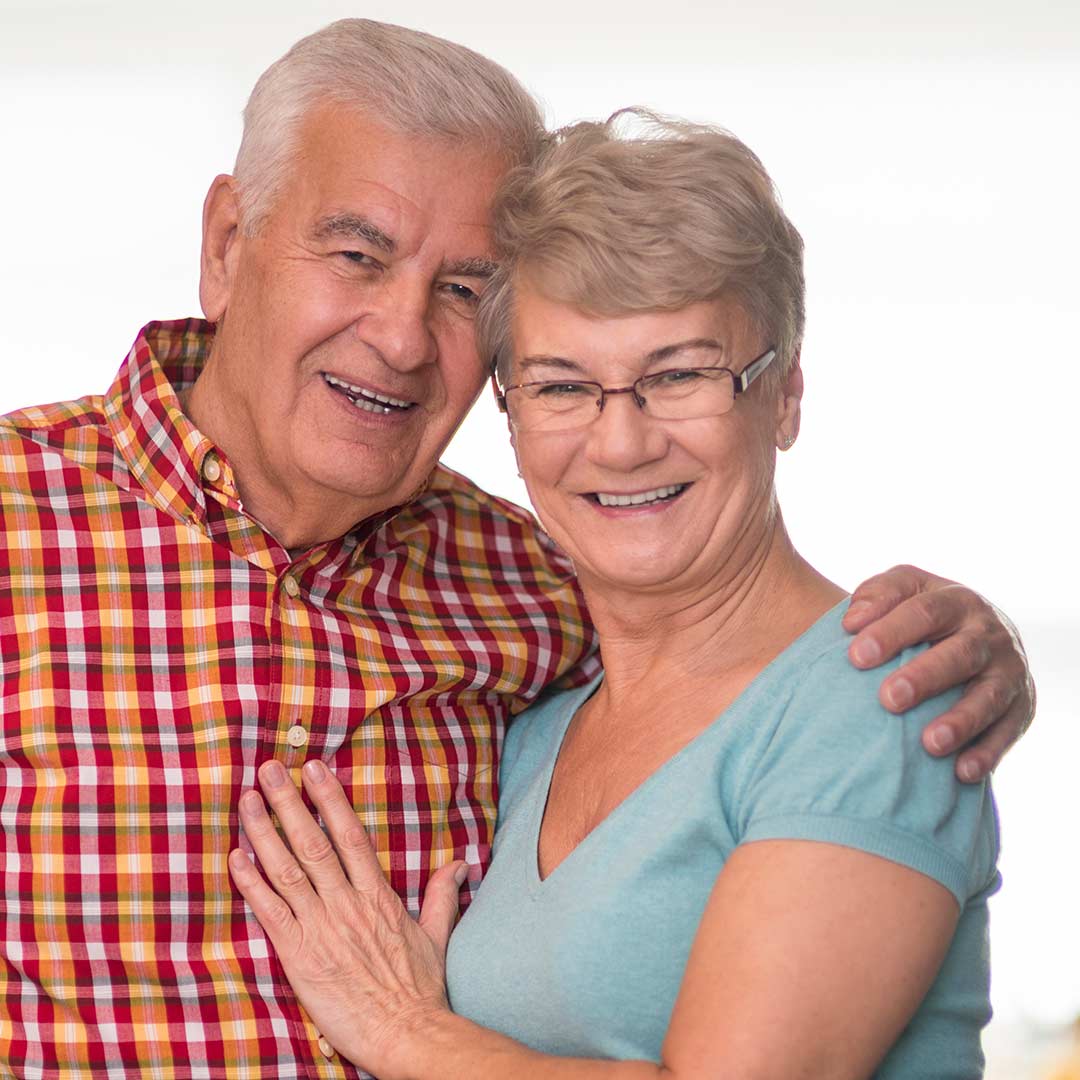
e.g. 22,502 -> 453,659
736,641 -> 1000,906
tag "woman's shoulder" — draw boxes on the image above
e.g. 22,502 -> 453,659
732,602 -> 1000,905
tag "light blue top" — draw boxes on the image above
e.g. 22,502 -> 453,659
446,602 -> 1000,1077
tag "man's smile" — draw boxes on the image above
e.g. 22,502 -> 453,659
321,371 -> 417,415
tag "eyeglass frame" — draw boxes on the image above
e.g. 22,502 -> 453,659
490,345 -> 778,426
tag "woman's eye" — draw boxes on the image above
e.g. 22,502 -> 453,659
535,383 -> 589,398
653,369 -> 701,386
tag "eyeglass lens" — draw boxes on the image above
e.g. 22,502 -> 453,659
507,368 -> 737,432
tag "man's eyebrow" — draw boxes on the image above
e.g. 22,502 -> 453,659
442,257 -> 500,279
312,214 -> 395,254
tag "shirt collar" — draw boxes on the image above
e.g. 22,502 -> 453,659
104,319 -> 219,525
103,319 -> 433,548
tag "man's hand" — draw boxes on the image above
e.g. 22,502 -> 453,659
843,564 -> 1034,782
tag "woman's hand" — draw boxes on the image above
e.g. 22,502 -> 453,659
843,563 -> 1034,780
229,758 -> 466,1076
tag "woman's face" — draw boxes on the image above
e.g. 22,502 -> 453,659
507,286 -> 800,596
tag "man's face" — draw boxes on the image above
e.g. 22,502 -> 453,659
200,102 -> 508,537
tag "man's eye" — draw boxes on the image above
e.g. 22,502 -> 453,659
339,251 -> 380,268
442,282 -> 479,304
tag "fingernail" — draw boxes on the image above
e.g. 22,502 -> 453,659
886,677 -> 914,711
261,761 -> 287,788
845,600 -> 872,622
454,862 -> 469,886
303,759 -> 328,783
958,758 -> 983,782
239,790 -> 265,816
929,724 -> 955,753
851,637 -> 882,667
229,848 -> 252,872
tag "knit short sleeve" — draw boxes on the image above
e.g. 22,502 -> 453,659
737,641 -> 999,906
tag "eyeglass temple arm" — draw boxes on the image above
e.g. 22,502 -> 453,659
733,348 -> 777,395
489,371 -> 509,414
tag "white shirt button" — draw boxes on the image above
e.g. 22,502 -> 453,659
286,724 -> 308,748
282,574 -> 301,599
202,456 -> 221,483
317,1035 -> 335,1059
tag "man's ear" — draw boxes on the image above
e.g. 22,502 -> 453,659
200,174 -> 243,323
775,350 -> 803,450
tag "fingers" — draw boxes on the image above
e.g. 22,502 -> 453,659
300,760 -> 387,893
238,786 -> 326,919
228,848 -> 301,954
842,564 -> 949,634
252,761 -> 351,898
922,679 -> 1028,781
952,696 -> 1031,782
417,862 -> 467,955
848,586 -> 972,669
877,630 -> 993,715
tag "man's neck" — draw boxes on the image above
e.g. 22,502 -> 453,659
177,377 -> 372,552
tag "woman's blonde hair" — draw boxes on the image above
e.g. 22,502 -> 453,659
478,109 -> 805,383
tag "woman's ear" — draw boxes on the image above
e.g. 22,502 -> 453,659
199,174 -> 243,323
509,423 -> 524,479
775,351 -> 803,451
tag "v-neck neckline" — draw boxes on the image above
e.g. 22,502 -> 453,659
528,598 -> 849,889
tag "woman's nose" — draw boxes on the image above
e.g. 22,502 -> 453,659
584,391 -> 669,471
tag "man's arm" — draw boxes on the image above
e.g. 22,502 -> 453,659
844,564 -> 1034,781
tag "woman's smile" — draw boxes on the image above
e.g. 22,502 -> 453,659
583,482 -> 691,511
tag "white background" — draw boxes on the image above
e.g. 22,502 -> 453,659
2,1 -> 1078,1074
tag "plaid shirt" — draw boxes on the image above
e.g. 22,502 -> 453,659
0,320 -> 597,1078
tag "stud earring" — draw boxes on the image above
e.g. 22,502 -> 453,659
780,434 -> 795,450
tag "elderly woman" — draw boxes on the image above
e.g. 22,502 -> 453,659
230,112 -> 1000,1078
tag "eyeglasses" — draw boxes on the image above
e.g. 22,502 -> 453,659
492,346 -> 777,434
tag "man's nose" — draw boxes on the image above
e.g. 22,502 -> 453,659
584,391 -> 669,471
356,277 -> 438,372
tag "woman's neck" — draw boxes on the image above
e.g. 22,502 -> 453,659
578,513 -> 845,711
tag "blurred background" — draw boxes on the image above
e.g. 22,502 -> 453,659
2,1 -> 1077,1074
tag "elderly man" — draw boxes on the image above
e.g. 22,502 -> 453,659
0,19 -> 1030,1078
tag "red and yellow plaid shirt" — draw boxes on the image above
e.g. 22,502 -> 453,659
0,320 -> 597,1078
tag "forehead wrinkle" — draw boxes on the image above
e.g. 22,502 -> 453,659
311,213 -> 395,254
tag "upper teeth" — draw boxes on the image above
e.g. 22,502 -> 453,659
324,374 -> 413,411
595,484 -> 685,507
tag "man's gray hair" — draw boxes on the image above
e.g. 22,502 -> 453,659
234,19 -> 547,234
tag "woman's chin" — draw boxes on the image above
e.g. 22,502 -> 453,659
576,550 -> 701,596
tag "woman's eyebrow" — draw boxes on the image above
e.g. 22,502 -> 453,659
644,338 -> 724,364
516,339 -> 726,378
517,355 -> 587,375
